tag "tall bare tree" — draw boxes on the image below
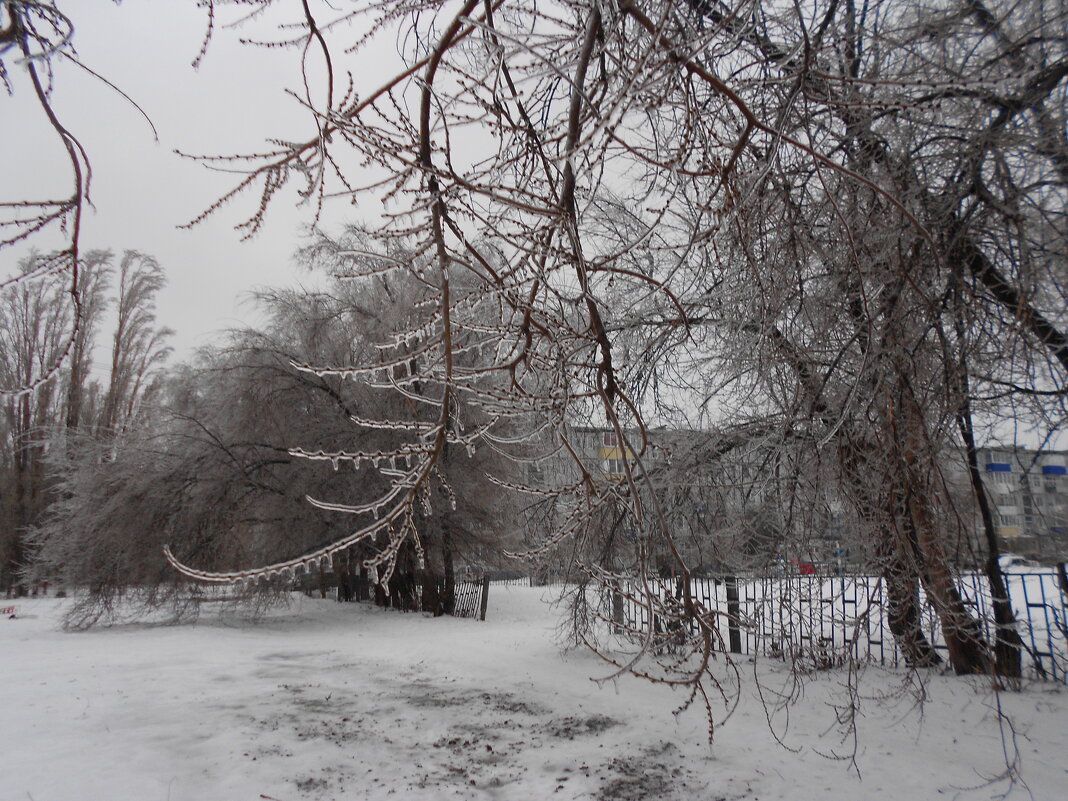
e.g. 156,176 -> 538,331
0,258 -> 70,591
1,2 -> 91,396
99,251 -> 172,437
1,248 -> 170,593
64,251 -> 110,431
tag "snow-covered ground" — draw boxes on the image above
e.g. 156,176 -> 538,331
2,586 -> 1066,801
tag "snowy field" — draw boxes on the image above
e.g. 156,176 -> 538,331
2,586 -> 1067,801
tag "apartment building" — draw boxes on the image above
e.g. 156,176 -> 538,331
977,448 -> 1068,560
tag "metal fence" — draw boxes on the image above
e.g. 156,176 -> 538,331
615,570 -> 1068,682
486,576 -> 532,587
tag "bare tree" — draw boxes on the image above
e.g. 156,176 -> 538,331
64,251 -> 110,431
1,248 -> 170,594
1,2 -> 90,396
0,257 -> 70,592
98,251 -> 173,437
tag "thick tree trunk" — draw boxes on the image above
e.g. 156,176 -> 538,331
895,385 -> 991,676
912,522 -> 990,675
843,440 -> 941,666
420,532 -> 444,616
336,551 -> 353,602
421,572 -> 443,616
883,547 -> 942,668
442,525 -> 456,616
356,565 -> 370,601
958,402 -> 1022,684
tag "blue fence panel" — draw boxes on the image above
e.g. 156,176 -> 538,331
614,570 -> 1067,682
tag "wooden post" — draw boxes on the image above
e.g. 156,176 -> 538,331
726,575 -> 742,654
612,586 -> 624,634
479,576 -> 490,621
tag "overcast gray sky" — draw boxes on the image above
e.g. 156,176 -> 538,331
4,0 -> 393,365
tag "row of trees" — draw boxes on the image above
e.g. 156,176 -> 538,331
1,250 -> 171,594
26,246 -> 517,626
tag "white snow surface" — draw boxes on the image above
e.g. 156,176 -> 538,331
2,586 -> 1066,801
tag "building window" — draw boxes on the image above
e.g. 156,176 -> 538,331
603,431 -> 617,447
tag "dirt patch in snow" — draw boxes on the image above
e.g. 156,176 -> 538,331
543,713 -> 620,739
594,742 -> 696,801
244,673 -> 711,800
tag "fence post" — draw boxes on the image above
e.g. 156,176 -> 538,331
479,576 -> 490,621
612,584 -> 624,634
726,575 -> 742,654
1057,562 -> 1068,599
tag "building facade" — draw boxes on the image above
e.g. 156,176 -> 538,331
536,429 -> 1068,569
976,448 -> 1068,560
